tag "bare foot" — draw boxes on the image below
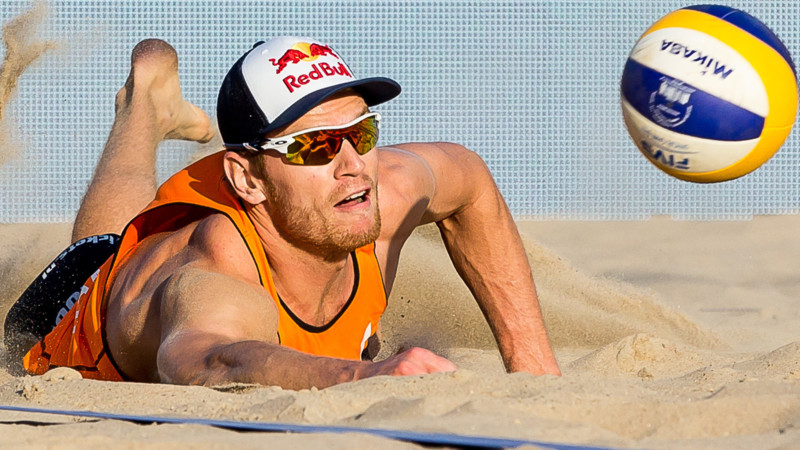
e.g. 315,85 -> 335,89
116,39 -> 214,143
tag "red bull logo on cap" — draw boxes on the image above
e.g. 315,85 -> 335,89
270,42 -> 339,74
270,42 -> 353,93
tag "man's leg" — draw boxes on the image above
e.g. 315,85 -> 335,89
72,39 -> 214,242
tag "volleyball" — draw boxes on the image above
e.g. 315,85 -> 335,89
620,5 -> 798,183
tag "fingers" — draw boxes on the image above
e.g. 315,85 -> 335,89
381,347 -> 457,377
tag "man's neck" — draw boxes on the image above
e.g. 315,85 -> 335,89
248,208 -> 355,327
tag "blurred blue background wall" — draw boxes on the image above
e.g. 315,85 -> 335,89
0,0 -> 798,222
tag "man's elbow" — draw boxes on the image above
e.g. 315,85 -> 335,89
155,332 -> 221,386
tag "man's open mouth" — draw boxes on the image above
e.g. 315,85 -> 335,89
335,189 -> 370,207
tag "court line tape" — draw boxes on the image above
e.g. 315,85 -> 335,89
0,404 -> 615,449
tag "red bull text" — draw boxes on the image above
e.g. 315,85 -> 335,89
269,43 -> 351,93
283,62 -> 352,93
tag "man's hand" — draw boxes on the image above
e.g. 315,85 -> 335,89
358,347 -> 457,378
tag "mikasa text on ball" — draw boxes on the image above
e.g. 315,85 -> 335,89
620,5 -> 798,183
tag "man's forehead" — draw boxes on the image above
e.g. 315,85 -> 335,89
276,93 -> 369,135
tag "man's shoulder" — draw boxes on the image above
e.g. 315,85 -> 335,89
187,214 -> 257,268
374,141 -> 488,236
376,145 -> 433,203
376,142 -> 472,201
127,212 -> 257,282
376,142 -> 473,181
373,145 -> 439,248
377,142 -> 467,158
189,212 -> 241,241
377,144 -> 437,188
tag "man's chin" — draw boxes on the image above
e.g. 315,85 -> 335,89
327,219 -> 381,253
340,226 -> 380,251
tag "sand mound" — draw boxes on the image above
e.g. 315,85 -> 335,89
730,341 -> 800,381
566,333 -> 715,379
523,234 -> 722,351
380,224 -> 722,361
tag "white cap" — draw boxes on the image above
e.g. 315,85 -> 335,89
217,36 -> 401,146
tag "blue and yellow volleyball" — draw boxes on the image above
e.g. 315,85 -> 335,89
620,5 -> 798,183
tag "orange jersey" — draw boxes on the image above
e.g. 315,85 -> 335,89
24,151 -> 387,380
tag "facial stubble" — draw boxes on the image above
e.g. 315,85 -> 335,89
262,174 -> 381,258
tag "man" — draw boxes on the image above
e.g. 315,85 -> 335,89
16,36 -> 560,389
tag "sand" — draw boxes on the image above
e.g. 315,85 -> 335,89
0,217 -> 798,449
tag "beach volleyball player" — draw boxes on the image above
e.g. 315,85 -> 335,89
5,37 -> 560,388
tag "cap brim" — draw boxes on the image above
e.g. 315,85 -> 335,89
259,77 -> 401,135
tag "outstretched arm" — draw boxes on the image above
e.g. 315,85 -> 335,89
382,142 -> 560,376
155,267 -> 456,389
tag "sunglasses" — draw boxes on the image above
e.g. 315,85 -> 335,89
229,112 -> 381,166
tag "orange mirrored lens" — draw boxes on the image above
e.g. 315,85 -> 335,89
286,116 -> 378,165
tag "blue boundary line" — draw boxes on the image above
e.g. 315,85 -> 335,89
0,404 -> 614,449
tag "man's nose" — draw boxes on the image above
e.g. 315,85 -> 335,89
333,140 -> 367,178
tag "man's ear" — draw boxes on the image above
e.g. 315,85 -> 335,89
223,151 -> 268,204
